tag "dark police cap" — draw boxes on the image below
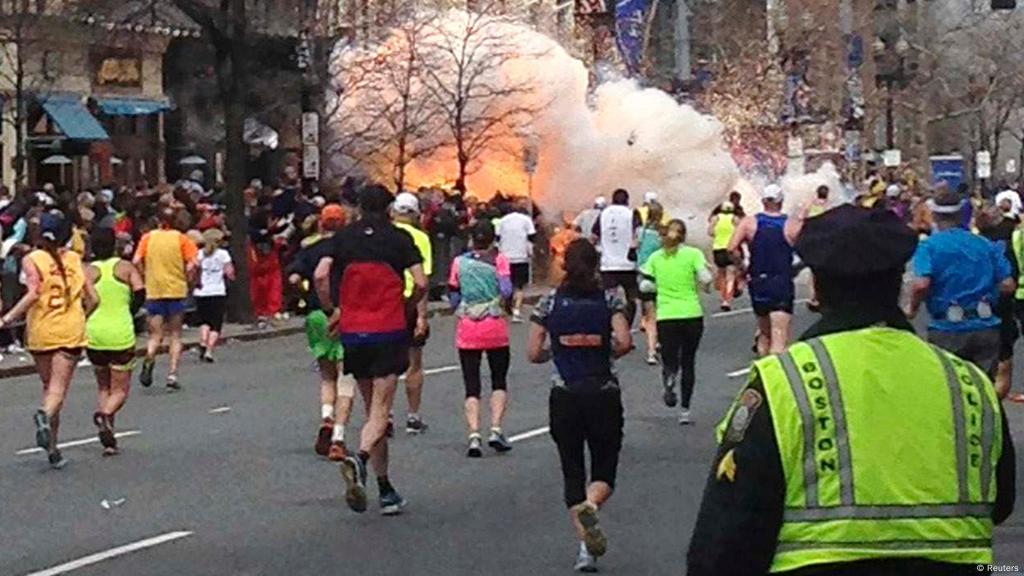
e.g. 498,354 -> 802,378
795,204 -> 917,277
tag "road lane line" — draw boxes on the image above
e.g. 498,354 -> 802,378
424,366 -> 460,376
24,530 -> 193,576
15,430 -> 141,456
209,406 -> 232,414
509,426 -> 550,443
728,368 -> 752,378
711,298 -> 810,319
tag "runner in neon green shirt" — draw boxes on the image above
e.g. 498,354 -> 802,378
640,220 -> 713,423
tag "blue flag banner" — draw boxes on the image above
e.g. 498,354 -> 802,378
615,0 -> 649,74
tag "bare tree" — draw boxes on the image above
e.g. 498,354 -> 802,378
0,1 -> 62,187
417,2 -> 545,190
326,8 -> 446,191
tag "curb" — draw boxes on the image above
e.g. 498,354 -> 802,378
0,294 -> 544,381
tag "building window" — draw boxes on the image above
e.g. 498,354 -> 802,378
42,51 -> 60,80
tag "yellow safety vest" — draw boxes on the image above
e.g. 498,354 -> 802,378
722,327 -> 1001,573
1011,229 -> 1024,300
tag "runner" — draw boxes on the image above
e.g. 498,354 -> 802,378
640,220 -> 713,424
85,228 -> 144,456
448,220 -> 514,457
707,201 -> 738,311
496,197 -> 536,323
0,213 -> 98,469
288,204 -> 353,461
527,239 -> 632,572
392,192 -> 432,435
727,185 -> 803,356
133,206 -> 199,391
314,185 -> 427,516
635,201 -> 664,364
194,228 -> 234,363
593,189 -> 642,326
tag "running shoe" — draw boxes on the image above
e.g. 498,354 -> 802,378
33,409 -> 51,450
405,415 -> 428,435
720,302 -> 732,312
139,358 -> 155,387
573,542 -> 598,573
467,434 -> 483,458
379,487 -> 406,516
94,412 -> 117,452
327,441 -> 347,462
315,419 -> 334,457
201,350 -> 216,364
646,351 -> 658,366
574,503 -> 607,558
47,450 -> 67,470
663,374 -> 679,408
488,430 -> 513,453
512,310 -> 524,324
340,455 -> 368,513
165,375 -> 181,393
678,409 -> 692,426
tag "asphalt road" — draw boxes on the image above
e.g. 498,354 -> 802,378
3,292 -> 1024,576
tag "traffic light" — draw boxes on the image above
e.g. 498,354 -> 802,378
992,0 -> 1016,9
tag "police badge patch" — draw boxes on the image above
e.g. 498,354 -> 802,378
724,388 -> 763,444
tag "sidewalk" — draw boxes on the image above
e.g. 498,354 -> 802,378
0,287 -> 549,380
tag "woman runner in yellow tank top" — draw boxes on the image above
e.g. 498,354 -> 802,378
85,228 -> 144,456
707,202 -> 739,311
0,213 -> 99,469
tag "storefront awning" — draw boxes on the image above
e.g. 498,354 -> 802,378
96,97 -> 171,116
41,95 -> 109,141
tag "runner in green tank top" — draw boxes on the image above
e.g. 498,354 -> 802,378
707,202 -> 739,311
85,229 -> 145,456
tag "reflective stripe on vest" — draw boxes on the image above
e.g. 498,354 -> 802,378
753,328 -> 1001,572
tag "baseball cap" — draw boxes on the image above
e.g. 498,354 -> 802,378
762,184 -> 784,202
39,212 -> 64,242
594,196 -> 608,208
885,184 -> 902,198
393,192 -> 421,215
643,191 -> 658,204
320,203 -> 346,226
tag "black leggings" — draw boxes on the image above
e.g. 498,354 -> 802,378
658,318 -> 705,409
458,347 -> 511,399
549,386 -> 624,508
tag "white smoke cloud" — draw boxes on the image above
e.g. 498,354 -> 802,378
327,9 -> 741,242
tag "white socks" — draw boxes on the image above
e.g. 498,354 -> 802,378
332,424 -> 345,442
321,404 -> 335,421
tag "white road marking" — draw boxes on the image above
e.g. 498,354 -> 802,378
424,365 -> 460,376
728,367 -> 752,378
209,407 -> 232,414
711,298 -> 810,319
509,426 -> 550,443
15,430 -> 141,456
24,530 -> 193,576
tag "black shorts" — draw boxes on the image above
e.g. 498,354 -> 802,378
87,348 -> 137,369
750,274 -> 795,316
1000,306 -> 1019,361
601,271 -> 640,300
195,296 -> 227,332
510,263 -> 531,289
713,250 -> 732,269
405,301 -> 430,349
344,342 -> 411,379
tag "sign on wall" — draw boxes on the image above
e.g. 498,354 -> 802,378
94,54 -> 142,88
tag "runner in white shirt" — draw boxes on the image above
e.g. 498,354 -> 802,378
592,189 -> 642,325
497,199 -> 537,322
194,228 -> 234,363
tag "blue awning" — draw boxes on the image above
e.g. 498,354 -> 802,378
41,95 -> 109,141
96,97 -> 171,116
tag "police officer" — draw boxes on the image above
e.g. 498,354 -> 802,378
687,205 -> 1015,575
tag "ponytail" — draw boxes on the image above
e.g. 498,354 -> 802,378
43,240 -> 70,309
561,239 -> 601,293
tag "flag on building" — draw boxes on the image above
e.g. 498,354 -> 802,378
615,0 -> 649,74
